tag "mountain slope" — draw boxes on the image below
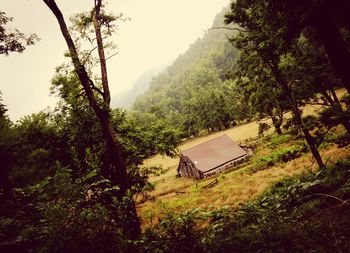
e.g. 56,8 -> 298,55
132,6 -> 241,137
112,65 -> 166,108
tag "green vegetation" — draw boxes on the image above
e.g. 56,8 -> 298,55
137,158 -> 350,253
0,11 -> 38,55
1,0 -> 350,252
251,143 -> 306,171
139,128 -> 349,220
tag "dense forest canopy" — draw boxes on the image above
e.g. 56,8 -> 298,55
1,0 -> 350,252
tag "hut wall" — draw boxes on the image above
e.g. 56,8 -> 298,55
178,156 -> 203,179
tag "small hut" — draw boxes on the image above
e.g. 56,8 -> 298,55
177,135 -> 249,179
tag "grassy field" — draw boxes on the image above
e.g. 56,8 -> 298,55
138,89 -> 349,226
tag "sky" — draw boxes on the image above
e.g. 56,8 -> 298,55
1,0 -> 229,121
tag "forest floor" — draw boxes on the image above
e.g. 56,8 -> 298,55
137,89 -> 349,227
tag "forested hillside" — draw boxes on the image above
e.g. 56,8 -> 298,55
133,7 -> 242,137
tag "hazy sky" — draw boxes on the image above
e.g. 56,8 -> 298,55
1,0 -> 229,121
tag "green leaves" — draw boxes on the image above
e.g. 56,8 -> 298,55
0,11 -> 39,55
252,142 -> 306,171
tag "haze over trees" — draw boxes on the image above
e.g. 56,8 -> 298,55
111,65 -> 166,108
1,0 -> 350,252
133,7 -> 242,137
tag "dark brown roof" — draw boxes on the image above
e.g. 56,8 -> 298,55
181,134 -> 247,173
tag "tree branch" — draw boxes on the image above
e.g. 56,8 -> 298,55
89,80 -> 104,97
82,45 -> 98,64
209,26 -> 248,33
105,51 -> 119,61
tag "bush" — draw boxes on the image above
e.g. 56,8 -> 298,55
0,165 -> 134,253
140,208 -> 203,253
251,143 -> 306,171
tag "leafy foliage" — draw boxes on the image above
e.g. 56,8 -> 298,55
251,143 -> 306,171
0,11 -> 38,55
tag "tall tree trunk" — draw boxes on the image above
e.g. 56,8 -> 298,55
315,14 -> 350,94
92,0 -> 111,106
266,58 -> 326,169
43,0 -> 140,238
271,114 -> 283,135
302,128 -> 325,168
320,83 -> 350,135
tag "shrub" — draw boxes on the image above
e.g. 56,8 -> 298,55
140,208 -> 204,253
251,143 -> 306,171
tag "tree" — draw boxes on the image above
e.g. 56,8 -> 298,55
0,11 -> 38,55
0,91 -> 11,197
290,35 -> 350,135
0,11 -> 37,197
252,0 -> 350,94
0,91 -> 6,117
132,7 -> 240,138
42,0 -> 140,238
225,0 -> 326,169
234,51 -> 289,135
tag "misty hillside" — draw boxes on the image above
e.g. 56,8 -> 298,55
111,65 -> 166,108
133,6 -> 241,137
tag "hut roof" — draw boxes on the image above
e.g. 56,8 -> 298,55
181,134 -> 247,173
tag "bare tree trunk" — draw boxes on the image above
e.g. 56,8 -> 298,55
320,82 -> 350,135
302,128 -> 325,168
92,0 -> 111,106
43,0 -> 140,238
271,114 -> 283,135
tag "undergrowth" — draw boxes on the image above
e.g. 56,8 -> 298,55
137,158 -> 350,253
251,143 -> 307,172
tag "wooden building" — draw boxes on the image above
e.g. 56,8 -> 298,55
177,135 -> 250,179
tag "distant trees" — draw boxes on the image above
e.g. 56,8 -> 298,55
133,6 -> 241,137
0,91 -> 6,117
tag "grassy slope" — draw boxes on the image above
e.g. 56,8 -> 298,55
138,89 -> 349,225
